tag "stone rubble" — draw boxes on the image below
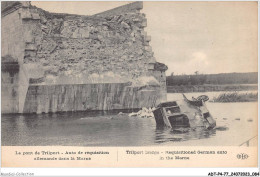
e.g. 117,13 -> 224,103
128,107 -> 156,118
1,2 -> 168,113
22,2 -> 156,84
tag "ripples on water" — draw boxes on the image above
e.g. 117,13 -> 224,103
1,92 -> 257,146
2,110 -> 226,146
155,127 -> 217,144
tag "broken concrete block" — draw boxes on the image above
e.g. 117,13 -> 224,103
145,46 -> 152,52
21,10 -> 32,19
31,13 -> 40,20
145,35 -> 151,42
121,21 -> 130,29
25,43 -> 37,51
141,20 -> 147,27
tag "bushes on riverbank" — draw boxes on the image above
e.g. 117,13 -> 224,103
167,84 -> 258,93
166,72 -> 258,86
211,92 -> 258,102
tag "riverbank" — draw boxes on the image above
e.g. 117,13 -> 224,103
210,92 -> 258,102
167,84 -> 258,93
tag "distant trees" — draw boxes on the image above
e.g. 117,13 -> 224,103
166,72 -> 258,86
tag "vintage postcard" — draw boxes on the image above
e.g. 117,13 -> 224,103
1,0 -> 258,173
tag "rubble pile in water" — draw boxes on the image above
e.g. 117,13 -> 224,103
128,107 -> 156,118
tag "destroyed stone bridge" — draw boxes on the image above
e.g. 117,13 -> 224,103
1,1 -> 168,114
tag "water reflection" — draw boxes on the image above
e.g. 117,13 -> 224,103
155,127 -> 216,144
1,100 -> 257,146
215,126 -> 229,131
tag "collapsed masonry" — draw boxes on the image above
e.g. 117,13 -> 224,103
1,1 -> 168,114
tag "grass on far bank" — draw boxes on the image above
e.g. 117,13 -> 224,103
210,92 -> 258,102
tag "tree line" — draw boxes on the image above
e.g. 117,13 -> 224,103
166,72 -> 258,86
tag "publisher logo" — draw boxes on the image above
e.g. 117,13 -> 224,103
237,153 -> 249,160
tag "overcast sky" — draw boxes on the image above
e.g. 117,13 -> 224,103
32,1 -> 258,75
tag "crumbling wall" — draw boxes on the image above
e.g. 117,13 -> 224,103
1,1 -> 168,114
23,2 -> 156,84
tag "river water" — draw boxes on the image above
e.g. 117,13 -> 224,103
1,92 -> 258,146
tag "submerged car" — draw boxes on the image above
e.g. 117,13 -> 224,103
153,94 -> 216,130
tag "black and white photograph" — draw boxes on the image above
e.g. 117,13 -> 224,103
1,1 -> 258,170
